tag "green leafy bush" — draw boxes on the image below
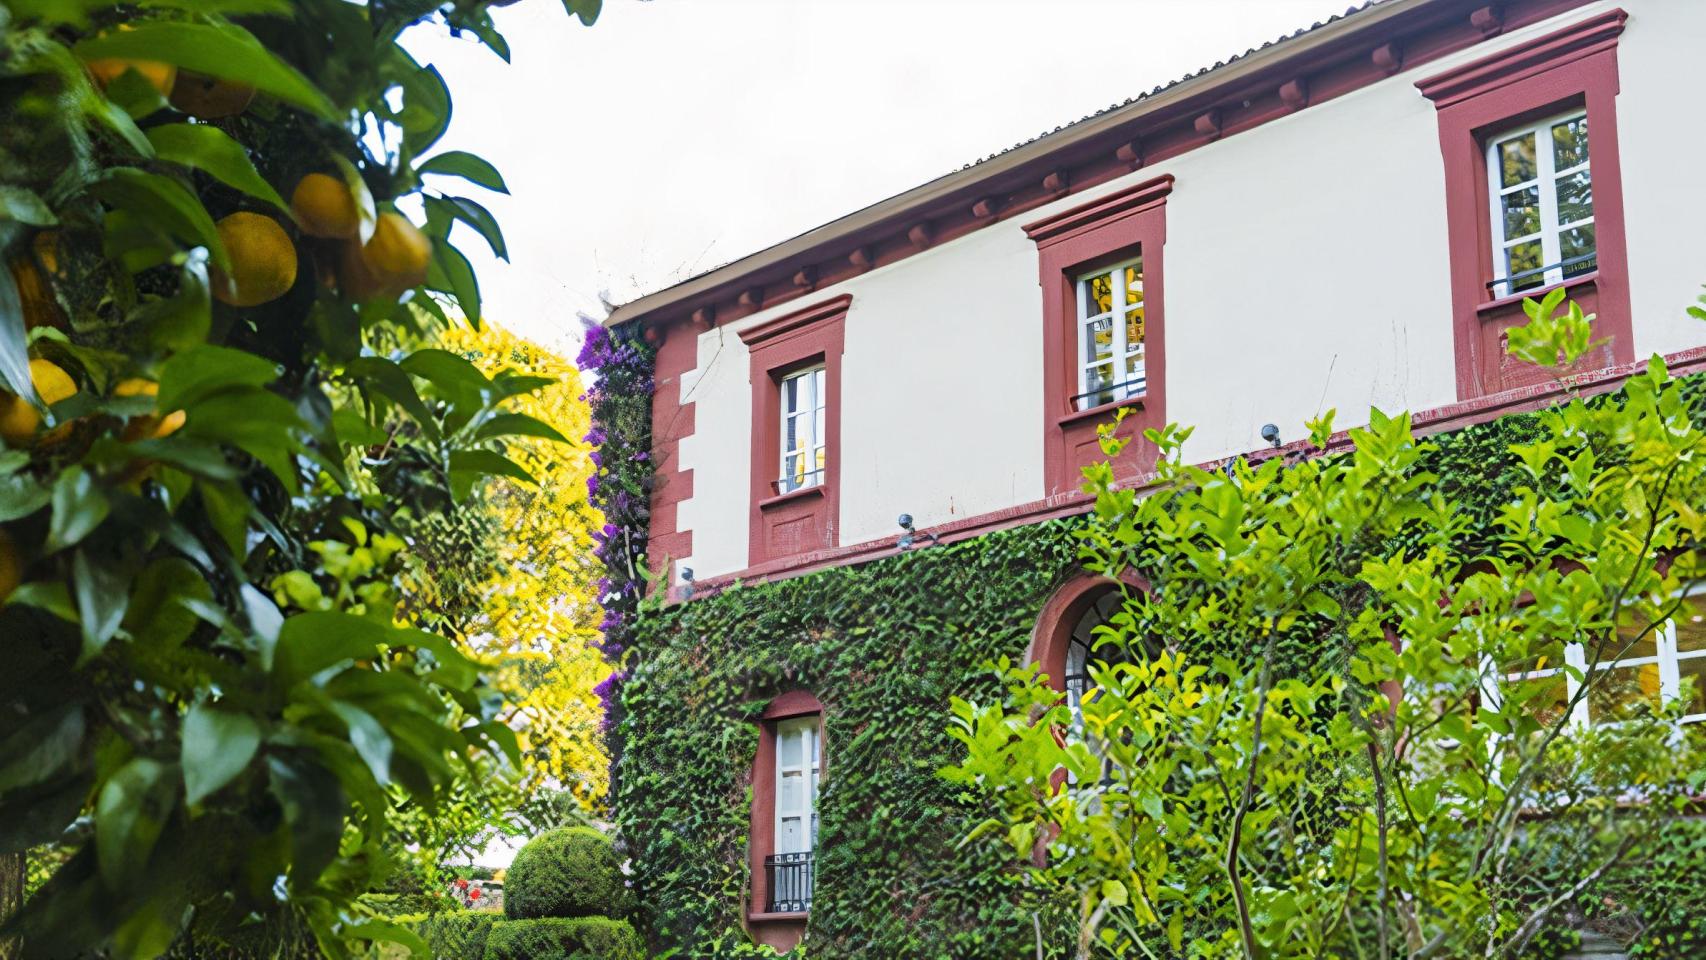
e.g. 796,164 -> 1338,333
505,826 -> 633,920
482,917 -> 645,960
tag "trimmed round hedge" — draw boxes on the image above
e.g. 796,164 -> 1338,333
482,917 -> 645,960
504,826 -> 633,921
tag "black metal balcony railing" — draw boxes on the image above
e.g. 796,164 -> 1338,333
764,851 -> 814,913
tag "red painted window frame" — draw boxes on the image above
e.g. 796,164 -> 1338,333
747,691 -> 824,950
1418,8 -> 1632,401
1023,175 -> 1173,497
741,295 -> 850,567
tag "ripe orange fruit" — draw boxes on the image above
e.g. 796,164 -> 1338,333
337,212 -> 432,302
114,378 -> 186,441
169,69 -> 255,119
291,173 -> 360,240
0,529 -> 21,605
84,26 -> 176,97
0,359 -> 79,447
10,233 -> 65,331
210,212 -> 298,307
361,212 -> 432,288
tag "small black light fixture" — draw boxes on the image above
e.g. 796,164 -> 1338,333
679,566 -> 695,600
897,513 -> 939,551
1260,423 -> 1282,448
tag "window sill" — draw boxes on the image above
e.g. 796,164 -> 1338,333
1477,271 -> 1599,317
1057,393 -> 1146,428
758,484 -> 826,510
748,910 -> 809,923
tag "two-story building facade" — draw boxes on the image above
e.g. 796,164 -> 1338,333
598,1 -> 1706,955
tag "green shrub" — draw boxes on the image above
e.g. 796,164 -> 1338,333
504,826 -> 633,920
400,911 -> 502,960
482,917 -> 645,960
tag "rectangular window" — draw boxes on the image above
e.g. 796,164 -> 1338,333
1486,110 -> 1595,298
1074,256 -> 1145,411
1492,593 -> 1706,729
777,366 -> 826,494
767,715 -> 820,914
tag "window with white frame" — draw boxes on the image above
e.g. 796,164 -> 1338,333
1074,256 -> 1145,412
774,716 -> 820,855
777,366 -> 826,494
1492,592 -> 1706,728
1486,110 -> 1595,298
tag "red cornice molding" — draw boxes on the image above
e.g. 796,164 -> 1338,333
1021,174 -> 1175,248
610,0 -> 1601,334
674,345 -> 1706,601
738,294 -> 853,349
1416,7 -> 1627,106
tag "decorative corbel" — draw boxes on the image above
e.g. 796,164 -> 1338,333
970,197 -> 998,220
1114,140 -> 1143,170
1470,5 -> 1503,36
907,222 -> 933,250
1041,170 -> 1068,195
691,305 -> 716,327
792,267 -> 816,291
1278,78 -> 1309,111
1194,109 -> 1222,140
1371,42 -> 1403,76
738,287 -> 763,310
848,246 -> 874,272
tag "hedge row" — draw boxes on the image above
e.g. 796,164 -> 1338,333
396,911 -> 643,959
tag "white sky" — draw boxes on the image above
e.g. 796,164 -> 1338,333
405,0 -> 1363,355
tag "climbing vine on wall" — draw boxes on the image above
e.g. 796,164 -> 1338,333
605,359 -> 1706,957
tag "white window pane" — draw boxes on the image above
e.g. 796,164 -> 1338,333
1085,273 -> 1113,315
1083,317 -> 1113,364
780,770 -> 804,810
813,368 -> 826,408
1502,186 -> 1541,241
1560,224 -> 1596,278
1555,170 -> 1593,224
1551,115 -> 1588,169
1679,657 -> 1706,717
782,374 -> 801,414
779,815 -> 805,853
1498,132 -> 1537,187
1587,663 -> 1662,723
1123,263 -> 1143,310
1124,308 -> 1145,352
779,727 -> 803,767
1676,598 -> 1706,653
1505,241 -> 1545,292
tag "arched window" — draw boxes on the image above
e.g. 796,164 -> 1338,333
1031,573 -> 1158,725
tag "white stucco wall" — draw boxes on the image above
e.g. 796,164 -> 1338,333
669,0 -> 1706,582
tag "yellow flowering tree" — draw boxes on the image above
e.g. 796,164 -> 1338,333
435,322 -> 610,811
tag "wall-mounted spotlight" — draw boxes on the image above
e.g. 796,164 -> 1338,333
679,566 -> 695,600
1260,423 -> 1282,448
897,513 -> 939,551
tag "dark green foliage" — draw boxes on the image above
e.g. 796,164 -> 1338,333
620,517 -> 1085,958
1616,817 -> 1706,959
616,373 -> 1706,958
482,916 -> 645,960
505,826 -> 633,921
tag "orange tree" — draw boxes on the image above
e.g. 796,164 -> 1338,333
0,0 -> 600,956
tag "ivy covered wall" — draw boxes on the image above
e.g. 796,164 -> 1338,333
609,372 -> 1706,958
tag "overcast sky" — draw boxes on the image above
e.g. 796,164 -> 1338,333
404,0 -> 1363,355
